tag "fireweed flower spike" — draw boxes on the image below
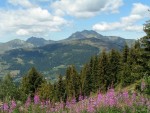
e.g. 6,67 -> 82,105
25,96 -> 31,108
141,80 -> 146,91
10,100 -> 16,109
34,94 -> 40,104
2,103 -> 9,112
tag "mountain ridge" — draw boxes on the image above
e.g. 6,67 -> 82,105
26,37 -> 54,47
0,39 -> 34,54
0,30 -> 136,80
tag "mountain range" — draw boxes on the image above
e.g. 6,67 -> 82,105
0,30 -> 135,81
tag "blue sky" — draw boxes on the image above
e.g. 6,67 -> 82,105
0,0 -> 149,42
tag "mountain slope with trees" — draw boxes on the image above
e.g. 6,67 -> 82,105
0,30 -> 135,80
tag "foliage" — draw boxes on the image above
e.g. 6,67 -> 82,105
37,81 -> 53,100
0,74 -> 19,101
0,89 -> 149,113
20,67 -> 45,100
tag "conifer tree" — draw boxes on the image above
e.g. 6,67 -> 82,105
80,64 -> 88,95
129,41 -> 144,81
98,49 -> 109,91
52,82 -> 59,102
0,74 -> 19,100
108,49 -> 121,87
57,75 -> 65,101
141,20 -> 150,76
83,57 -> 96,95
65,65 -> 79,100
20,67 -> 45,99
38,81 -> 53,100
119,44 -> 131,87
122,43 -> 129,63
93,56 -> 100,91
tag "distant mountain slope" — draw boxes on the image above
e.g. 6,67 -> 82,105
26,37 -> 54,47
0,39 -> 34,54
68,30 -> 103,40
0,43 -> 99,80
0,37 -> 55,54
64,30 -> 135,48
0,30 -> 136,80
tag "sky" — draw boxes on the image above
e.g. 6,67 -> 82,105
0,0 -> 150,42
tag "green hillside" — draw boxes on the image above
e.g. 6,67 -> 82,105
0,30 -> 135,81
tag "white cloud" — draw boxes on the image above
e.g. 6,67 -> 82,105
0,7 -> 68,37
93,3 -> 150,32
93,22 -> 122,31
131,3 -> 150,17
123,25 -> 143,32
51,0 -> 123,18
121,15 -> 142,24
8,0 -> 34,8
101,0 -> 123,13
16,29 -> 29,35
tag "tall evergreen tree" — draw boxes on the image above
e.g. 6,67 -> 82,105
141,20 -> 150,76
65,65 -> 79,100
20,67 -> 45,99
122,43 -> 129,63
129,41 -> 144,81
80,64 -> 88,95
57,75 -> 65,101
0,74 -> 19,101
83,57 -> 96,95
38,81 -> 53,100
119,44 -> 131,87
98,49 -> 109,91
108,49 -> 121,87
93,56 -> 100,91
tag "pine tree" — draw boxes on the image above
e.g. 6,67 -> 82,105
83,57 -> 96,95
38,81 -> 53,100
141,20 -> 150,76
108,49 -> 121,87
20,67 -> 45,99
129,41 -> 144,81
93,56 -> 100,91
98,49 -> 109,91
0,74 -> 19,101
80,64 -> 88,95
52,82 -> 59,102
65,65 -> 79,100
122,43 -> 129,63
57,75 -> 65,101
119,44 -> 131,87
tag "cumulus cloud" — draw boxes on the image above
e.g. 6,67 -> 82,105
51,0 -> 123,18
131,3 -> 149,16
8,0 -> 34,8
0,1 -> 68,37
16,29 -> 29,36
93,22 -> 122,31
93,3 -> 150,32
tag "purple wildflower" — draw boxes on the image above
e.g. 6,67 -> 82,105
71,98 -> 76,104
10,100 -> 16,109
25,96 -> 31,108
104,88 -> 117,107
66,100 -> 71,109
131,92 -> 136,103
40,100 -> 45,108
87,102 -> 95,113
3,103 -> 9,111
79,95 -> 83,101
34,94 -> 40,104
97,93 -> 103,103
141,80 -> 146,91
